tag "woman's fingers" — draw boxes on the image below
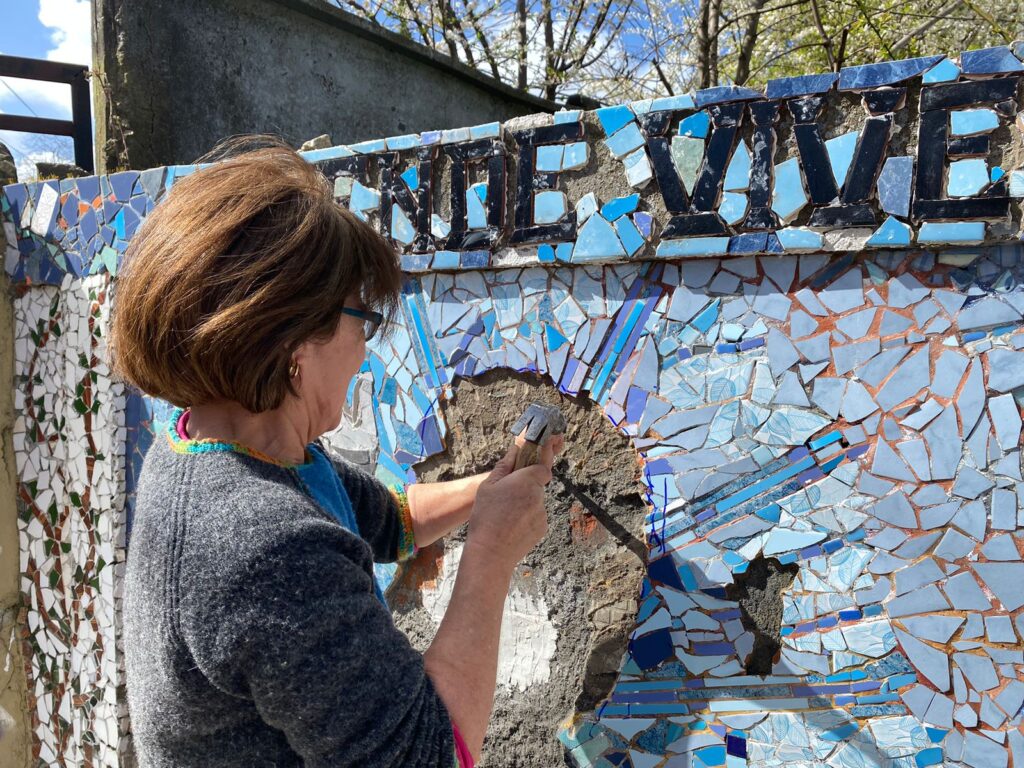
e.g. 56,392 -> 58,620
486,441 -> 520,483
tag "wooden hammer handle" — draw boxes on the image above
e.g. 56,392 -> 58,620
513,440 -> 542,471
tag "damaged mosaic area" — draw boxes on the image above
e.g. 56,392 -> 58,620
352,249 -> 1024,768
3,41 -> 1024,768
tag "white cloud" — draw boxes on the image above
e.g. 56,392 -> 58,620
38,0 -> 92,65
0,1 -> 92,175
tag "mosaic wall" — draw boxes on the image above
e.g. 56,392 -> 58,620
3,42 -> 1024,768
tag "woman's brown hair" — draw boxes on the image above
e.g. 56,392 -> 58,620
109,136 -> 402,412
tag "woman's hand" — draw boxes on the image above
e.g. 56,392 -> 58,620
464,434 -> 564,570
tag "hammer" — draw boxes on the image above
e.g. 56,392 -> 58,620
510,403 -> 567,471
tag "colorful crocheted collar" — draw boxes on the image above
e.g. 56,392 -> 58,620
165,407 -> 312,468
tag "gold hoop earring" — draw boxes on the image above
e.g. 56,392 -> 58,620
288,360 -> 300,379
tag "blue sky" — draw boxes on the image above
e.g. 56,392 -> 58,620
1,0 -> 92,179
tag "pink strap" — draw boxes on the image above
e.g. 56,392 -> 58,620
176,409 -> 191,439
452,724 -> 475,768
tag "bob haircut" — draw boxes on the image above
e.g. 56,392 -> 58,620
109,136 -> 402,413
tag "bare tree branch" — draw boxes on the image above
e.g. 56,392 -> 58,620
808,0 -> 837,69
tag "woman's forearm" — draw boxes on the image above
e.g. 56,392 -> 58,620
406,473 -> 487,547
423,539 -> 514,761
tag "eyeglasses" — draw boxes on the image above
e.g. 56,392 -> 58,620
341,306 -> 385,341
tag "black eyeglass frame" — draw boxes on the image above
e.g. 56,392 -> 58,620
341,306 -> 385,340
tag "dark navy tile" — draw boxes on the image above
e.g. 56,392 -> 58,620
694,85 -> 764,107
839,55 -> 944,90
766,72 -> 838,98
960,45 -> 1024,74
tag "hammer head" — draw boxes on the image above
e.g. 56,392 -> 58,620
511,403 -> 566,445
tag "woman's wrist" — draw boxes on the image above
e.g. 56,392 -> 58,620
461,531 -> 520,577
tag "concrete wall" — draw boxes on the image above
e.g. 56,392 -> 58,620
91,0 -> 556,172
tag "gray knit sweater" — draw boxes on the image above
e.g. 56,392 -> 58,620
124,424 -> 456,767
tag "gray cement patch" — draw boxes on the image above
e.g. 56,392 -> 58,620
725,554 -> 798,676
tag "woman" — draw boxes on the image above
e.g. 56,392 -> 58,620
113,138 -> 561,767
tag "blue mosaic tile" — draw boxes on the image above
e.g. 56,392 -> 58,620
922,57 -> 960,83
839,55 -> 944,90
918,222 -> 985,244
951,108 -> 1001,136
948,159 -> 991,197
960,45 -> 1024,74
694,85 -> 764,107
867,216 -> 911,247
877,156 -> 914,217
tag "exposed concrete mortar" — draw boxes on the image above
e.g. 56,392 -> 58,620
389,371 -> 648,766
725,555 -> 798,676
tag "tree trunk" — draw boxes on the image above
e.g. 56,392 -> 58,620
543,0 -> 556,100
517,0 -> 528,89
708,0 -> 723,86
733,0 -> 768,85
694,0 -> 712,89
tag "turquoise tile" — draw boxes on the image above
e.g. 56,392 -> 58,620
692,298 -> 721,332
771,158 -> 808,222
624,149 -> 653,186
554,109 -> 582,124
576,192 -> 599,222
536,145 -> 564,172
825,131 -> 859,189
615,217 -> 646,256
719,192 -> 747,225
724,142 -> 751,191
465,182 -> 488,229
867,216 -> 912,246
562,142 -> 589,170
596,105 -> 635,135
950,108 -> 999,136
601,193 -> 640,221
349,181 -> 380,219
469,121 -> 500,139
606,122 -> 645,158
350,138 -> 387,153
386,133 -> 420,150
656,237 -> 730,257
572,214 -> 626,261
534,190 -> 567,224
923,58 -> 960,83
678,110 -> 711,138
400,166 -> 419,190
650,94 -> 697,111
300,145 -> 355,162
391,206 -> 415,245
947,159 -> 989,197
432,250 -> 459,269
777,227 -> 823,251
918,221 -> 985,244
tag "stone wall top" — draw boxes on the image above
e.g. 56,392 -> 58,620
4,44 -> 1024,284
